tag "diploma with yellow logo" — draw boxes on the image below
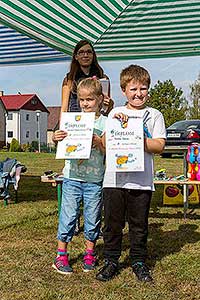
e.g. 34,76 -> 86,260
106,116 -> 144,172
56,112 -> 95,159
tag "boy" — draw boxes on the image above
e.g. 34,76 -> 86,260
96,65 -> 166,282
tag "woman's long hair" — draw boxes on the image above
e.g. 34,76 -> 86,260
67,40 -> 104,82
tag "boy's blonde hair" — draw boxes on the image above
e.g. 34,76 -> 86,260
120,64 -> 151,91
77,77 -> 102,99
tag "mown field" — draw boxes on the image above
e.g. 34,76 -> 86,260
0,152 -> 199,300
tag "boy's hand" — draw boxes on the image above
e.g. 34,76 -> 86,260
52,130 -> 67,142
113,113 -> 129,128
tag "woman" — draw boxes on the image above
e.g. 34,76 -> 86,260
61,39 -> 113,114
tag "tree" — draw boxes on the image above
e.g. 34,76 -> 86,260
9,138 -> 21,152
148,79 -> 188,128
188,73 -> 200,119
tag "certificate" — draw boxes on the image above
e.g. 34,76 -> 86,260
106,116 -> 144,172
56,112 -> 95,159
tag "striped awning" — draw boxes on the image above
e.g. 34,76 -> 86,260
0,0 -> 200,65
0,23 -> 69,65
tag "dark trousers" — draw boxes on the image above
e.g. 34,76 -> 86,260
103,188 -> 152,264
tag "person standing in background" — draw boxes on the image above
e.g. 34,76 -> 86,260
61,39 -> 113,114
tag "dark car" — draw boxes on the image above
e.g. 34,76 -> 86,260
162,119 -> 200,157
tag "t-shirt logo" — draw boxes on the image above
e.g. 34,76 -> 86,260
75,115 -> 81,121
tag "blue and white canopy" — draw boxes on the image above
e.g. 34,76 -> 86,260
0,0 -> 200,65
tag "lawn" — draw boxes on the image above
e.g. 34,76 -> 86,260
0,153 -> 199,300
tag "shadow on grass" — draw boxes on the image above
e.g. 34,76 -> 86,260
7,175 -> 57,203
117,223 -> 200,270
148,223 -> 200,267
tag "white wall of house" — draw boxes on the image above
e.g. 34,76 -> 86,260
6,110 -> 48,145
0,102 -> 6,146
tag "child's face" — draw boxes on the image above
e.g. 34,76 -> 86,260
79,88 -> 102,113
123,80 -> 149,110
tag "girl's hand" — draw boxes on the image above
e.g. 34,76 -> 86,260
92,134 -> 105,154
52,130 -> 67,142
92,134 -> 102,149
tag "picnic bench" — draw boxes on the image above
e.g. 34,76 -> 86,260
41,175 -> 200,218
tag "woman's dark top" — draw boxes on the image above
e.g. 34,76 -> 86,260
66,66 -> 102,112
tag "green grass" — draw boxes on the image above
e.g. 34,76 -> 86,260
0,153 -> 199,300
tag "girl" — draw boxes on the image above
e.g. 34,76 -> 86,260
57,40 -> 114,235
52,78 -> 107,274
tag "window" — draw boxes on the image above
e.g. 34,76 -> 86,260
8,131 -> 13,138
31,98 -> 37,105
26,131 -> 29,138
7,113 -> 13,120
26,114 -> 30,121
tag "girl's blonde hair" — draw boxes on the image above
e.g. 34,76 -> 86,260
77,77 -> 103,99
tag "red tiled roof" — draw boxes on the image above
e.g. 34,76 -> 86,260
47,106 -> 61,130
0,94 -> 49,112
0,94 -> 35,110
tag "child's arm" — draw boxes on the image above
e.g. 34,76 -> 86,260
92,133 -> 105,154
52,130 -> 67,143
144,137 -> 165,154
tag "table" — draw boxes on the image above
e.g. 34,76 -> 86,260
41,175 -> 199,218
154,179 -> 200,218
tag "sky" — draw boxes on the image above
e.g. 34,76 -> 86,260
1,55 -> 200,108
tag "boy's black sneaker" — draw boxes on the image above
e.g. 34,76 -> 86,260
132,262 -> 153,282
96,260 -> 118,281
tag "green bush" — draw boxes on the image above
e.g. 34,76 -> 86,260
30,140 -> 38,152
21,143 -> 31,152
9,138 -> 21,152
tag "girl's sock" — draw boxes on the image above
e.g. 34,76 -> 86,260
85,248 -> 94,254
57,248 -> 67,256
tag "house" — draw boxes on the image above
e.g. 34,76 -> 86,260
47,106 -> 60,147
0,92 -> 49,146
0,93 -> 7,147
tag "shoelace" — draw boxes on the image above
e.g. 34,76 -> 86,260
134,263 -> 150,276
100,261 -> 117,275
56,255 -> 69,267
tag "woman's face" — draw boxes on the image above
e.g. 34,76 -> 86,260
75,44 -> 94,68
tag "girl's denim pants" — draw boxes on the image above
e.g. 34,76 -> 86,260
57,178 -> 103,242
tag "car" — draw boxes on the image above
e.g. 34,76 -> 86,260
162,119 -> 200,158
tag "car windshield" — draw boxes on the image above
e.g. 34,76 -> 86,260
168,121 -> 199,130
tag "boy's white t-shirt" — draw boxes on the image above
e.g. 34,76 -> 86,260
103,106 -> 166,191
